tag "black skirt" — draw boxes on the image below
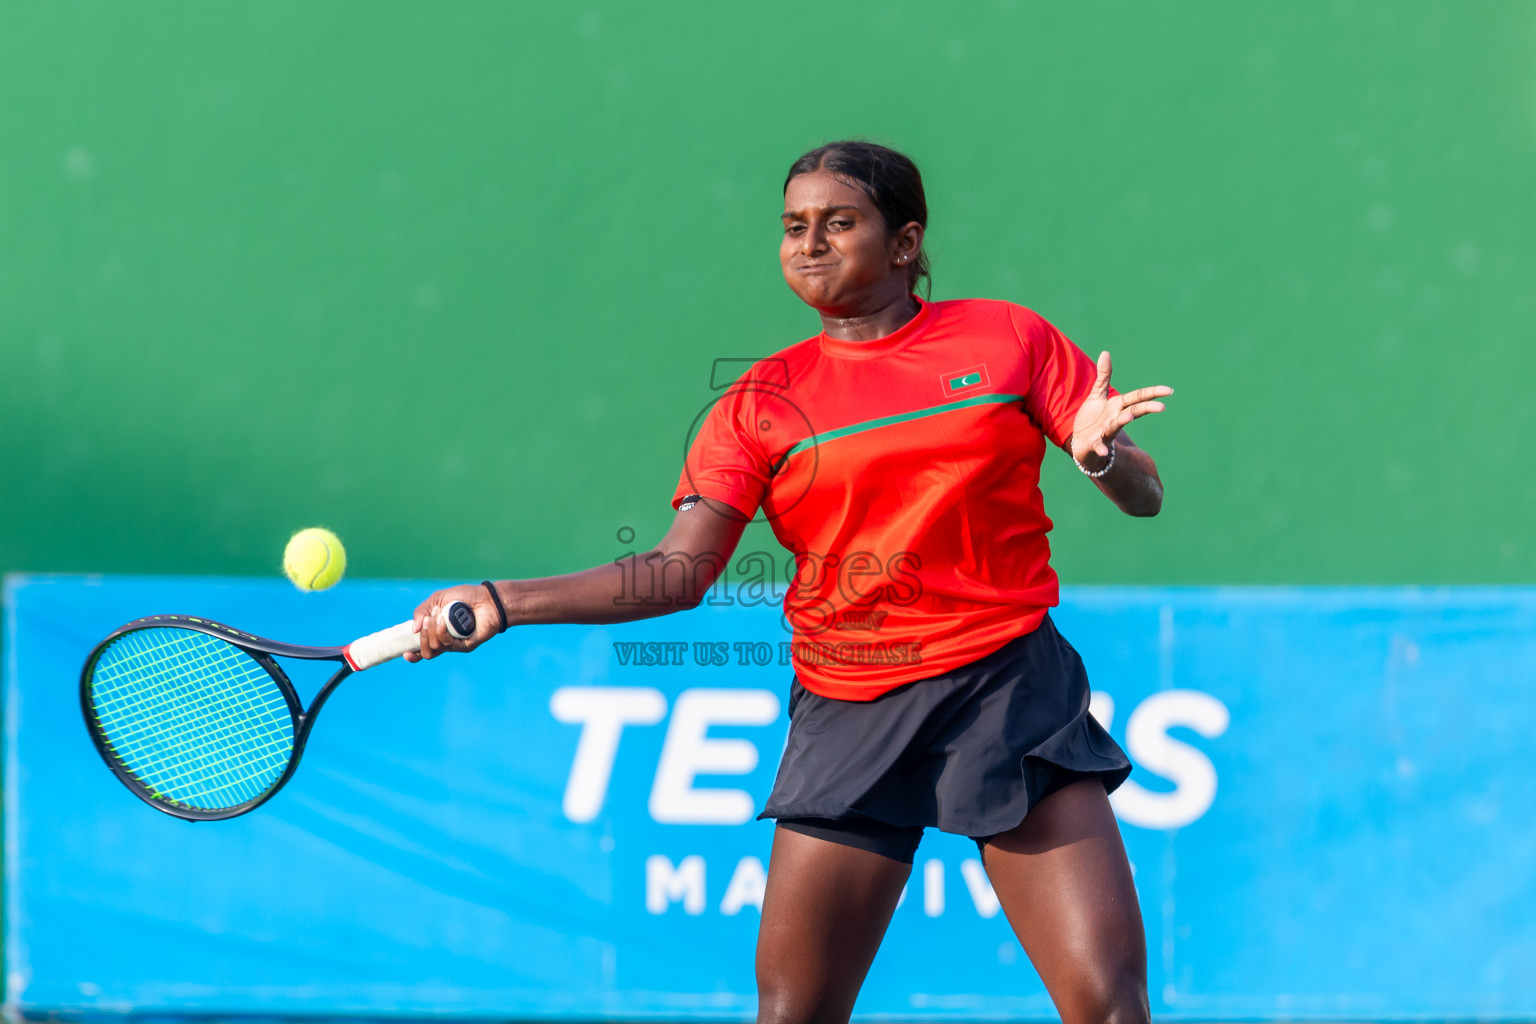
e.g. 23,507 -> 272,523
760,614 -> 1131,838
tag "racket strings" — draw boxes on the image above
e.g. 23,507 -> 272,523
91,643 -> 284,744
92,639 -> 289,804
92,633 -> 292,805
89,629 -> 296,810
94,635 -> 292,799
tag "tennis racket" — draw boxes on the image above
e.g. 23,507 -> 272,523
80,601 -> 476,821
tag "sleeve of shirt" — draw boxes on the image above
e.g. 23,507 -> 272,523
670,383 -> 772,519
1009,305 -> 1118,450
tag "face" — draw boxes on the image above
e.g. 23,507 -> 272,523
780,171 -> 918,317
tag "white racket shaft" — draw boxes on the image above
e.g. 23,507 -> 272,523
343,601 -> 474,671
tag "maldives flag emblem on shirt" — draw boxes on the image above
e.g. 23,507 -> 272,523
940,363 -> 990,397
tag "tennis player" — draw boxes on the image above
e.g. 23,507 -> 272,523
410,140 -> 1169,1024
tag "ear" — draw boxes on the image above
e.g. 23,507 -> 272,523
891,221 -> 925,267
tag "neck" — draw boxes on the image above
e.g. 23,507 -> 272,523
819,291 -> 921,342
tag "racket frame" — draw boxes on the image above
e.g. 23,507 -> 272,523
79,614 -> 357,822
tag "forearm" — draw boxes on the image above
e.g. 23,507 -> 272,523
494,548 -> 724,626
409,507 -> 745,659
1082,441 -> 1164,516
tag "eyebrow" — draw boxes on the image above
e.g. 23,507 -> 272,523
781,204 -> 861,221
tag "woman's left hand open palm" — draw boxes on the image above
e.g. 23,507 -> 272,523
1070,351 -> 1173,460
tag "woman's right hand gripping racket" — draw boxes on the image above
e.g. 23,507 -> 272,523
79,602 -> 476,821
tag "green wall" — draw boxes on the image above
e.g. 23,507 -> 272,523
2,1 -> 1533,588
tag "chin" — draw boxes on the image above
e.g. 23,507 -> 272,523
788,282 -> 837,310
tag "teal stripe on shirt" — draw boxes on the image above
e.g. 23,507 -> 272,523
782,392 -> 1025,459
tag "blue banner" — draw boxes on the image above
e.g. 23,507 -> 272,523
5,575 -> 1535,1019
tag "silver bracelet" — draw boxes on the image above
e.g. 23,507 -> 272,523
1072,438 -> 1116,478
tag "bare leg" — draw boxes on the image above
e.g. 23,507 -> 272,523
755,825 -> 912,1024
981,779 -> 1150,1024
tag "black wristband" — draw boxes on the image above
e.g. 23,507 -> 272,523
481,580 -> 510,633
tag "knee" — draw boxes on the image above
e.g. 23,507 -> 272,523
1102,992 -> 1151,1024
754,992 -> 818,1024
755,971 -> 850,1024
1060,971 -> 1150,1024
754,975 -> 793,1024
755,989 -> 804,1024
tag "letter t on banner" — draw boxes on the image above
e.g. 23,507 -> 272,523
551,687 -> 668,823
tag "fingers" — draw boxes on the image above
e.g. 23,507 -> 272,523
412,597 -> 434,634
1091,351 -> 1113,396
1100,401 -> 1164,436
408,584 -> 496,662
1110,384 -> 1172,427
1079,384 -> 1171,455
1120,397 -> 1167,419
1117,384 -> 1173,406
414,601 -> 442,661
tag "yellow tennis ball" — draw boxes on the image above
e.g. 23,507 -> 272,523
283,527 -> 346,592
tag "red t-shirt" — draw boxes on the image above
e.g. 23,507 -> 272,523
671,297 -> 1105,700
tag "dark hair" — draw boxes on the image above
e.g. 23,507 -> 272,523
784,140 -> 930,296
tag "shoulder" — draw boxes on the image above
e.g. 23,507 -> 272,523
926,297 -> 1057,342
928,297 -> 1040,324
932,297 -> 1019,316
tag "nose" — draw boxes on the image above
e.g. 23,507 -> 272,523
800,220 -> 828,256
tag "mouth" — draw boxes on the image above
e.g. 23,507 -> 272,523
794,263 -> 836,274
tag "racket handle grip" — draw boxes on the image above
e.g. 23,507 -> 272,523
343,600 -> 477,671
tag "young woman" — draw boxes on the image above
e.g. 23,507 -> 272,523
408,141 -> 1171,1024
